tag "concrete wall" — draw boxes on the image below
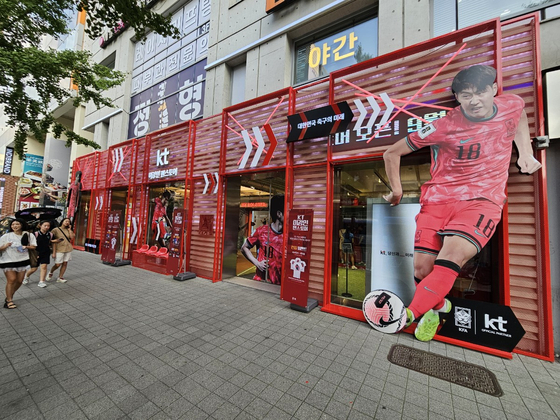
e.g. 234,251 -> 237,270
205,0 -> 405,116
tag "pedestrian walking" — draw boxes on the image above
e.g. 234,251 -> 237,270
23,220 -> 56,288
47,218 -> 75,283
1,219 -> 37,309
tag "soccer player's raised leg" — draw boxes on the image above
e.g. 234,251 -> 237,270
406,236 -> 477,340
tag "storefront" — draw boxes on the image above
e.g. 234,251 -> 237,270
73,15 -> 553,361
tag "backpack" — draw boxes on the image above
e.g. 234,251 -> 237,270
34,231 -> 53,250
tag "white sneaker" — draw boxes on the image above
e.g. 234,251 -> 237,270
38,282 -> 47,288
22,277 -> 29,285
56,278 -> 67,283
46,272 -> 54,281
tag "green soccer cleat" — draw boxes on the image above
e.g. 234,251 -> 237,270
436,298 -> 452,314
414,309 -> 441,342
404,308 -> 415,329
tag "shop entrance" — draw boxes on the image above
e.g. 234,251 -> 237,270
331,159 -> 499,310
222,171 -> 285,284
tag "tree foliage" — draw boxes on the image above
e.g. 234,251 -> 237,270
0,0 -> 180,158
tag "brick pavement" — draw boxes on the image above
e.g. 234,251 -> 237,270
1,251 -> 559,419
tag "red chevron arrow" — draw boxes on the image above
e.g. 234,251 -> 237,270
262,124 -> 277,167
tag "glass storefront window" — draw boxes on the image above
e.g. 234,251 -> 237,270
147,183 -> 185,248
294,16 -> 378,85
331,158 -> 498,309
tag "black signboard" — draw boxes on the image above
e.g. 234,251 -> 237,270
3,147 -> 14,175
287,102 -> 353,143
438,297 -> 526,353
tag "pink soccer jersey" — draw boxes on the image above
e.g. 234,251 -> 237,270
247,225 -> 283,284
406,94 -> 524,208
151,197 -> 167,230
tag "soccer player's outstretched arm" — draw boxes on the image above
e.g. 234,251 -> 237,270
382,138 -> 414,206
514,110 -> 542,174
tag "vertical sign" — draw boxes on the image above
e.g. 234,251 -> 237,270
3,147 -> 14,175
0,178 -> 5,215
283,209 -> 314,307
102,211 -> 121,264
167,208 -> 186,275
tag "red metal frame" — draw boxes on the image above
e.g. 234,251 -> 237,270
522,12 -> 553,361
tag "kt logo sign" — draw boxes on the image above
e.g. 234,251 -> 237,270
438,297 -> 525,353
156,148 -> 170,166
484,314 -> 507,332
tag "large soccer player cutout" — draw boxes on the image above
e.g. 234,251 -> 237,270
365,65 -> 541,341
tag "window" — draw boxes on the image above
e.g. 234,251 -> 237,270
331,158 -> 498,309
433,0 -> 560,37
231,63 -> 246,105
294,16 -> 378,85
100,52 -> 116,70
57,8 -> 79,51
544,2 -> 560,18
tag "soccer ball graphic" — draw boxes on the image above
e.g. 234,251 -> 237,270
363,289 -> 407,334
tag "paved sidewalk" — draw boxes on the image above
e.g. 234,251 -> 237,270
1,251 -> 559,420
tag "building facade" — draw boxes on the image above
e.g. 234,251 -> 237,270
74,0 -> 560,361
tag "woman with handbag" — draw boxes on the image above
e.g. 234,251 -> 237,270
47,218 -> 74,283
23,220 -> 56,288
0,219 -> 37,309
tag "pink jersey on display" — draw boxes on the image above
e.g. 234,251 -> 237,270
406,94 -> 524,208
247,225 -> 283,284
152,198 -> 167,230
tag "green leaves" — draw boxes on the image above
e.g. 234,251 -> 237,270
78,0 -> 180,41
1,0 -> 180,158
